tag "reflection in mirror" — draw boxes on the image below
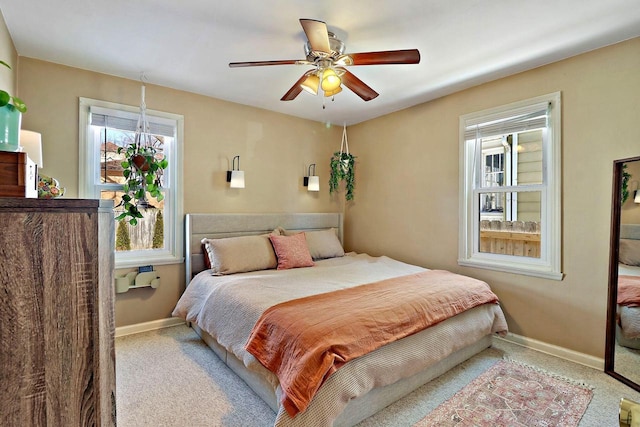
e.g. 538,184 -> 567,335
606,156 -> 640,392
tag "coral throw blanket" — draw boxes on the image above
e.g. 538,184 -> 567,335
245,269 -> 500,417
618,275 -> 640,306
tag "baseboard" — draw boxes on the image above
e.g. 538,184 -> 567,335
115,317 -> 185,338
115,321 -> 604,370
494,332 -> 604,371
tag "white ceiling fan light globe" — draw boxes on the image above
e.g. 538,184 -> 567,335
323,86 -> 342,97
301,74 -> 320,95
321,68 -> 341,91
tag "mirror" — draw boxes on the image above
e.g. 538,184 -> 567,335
606,155 -> 640,391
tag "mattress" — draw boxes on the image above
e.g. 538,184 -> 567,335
173,253 -> 508,426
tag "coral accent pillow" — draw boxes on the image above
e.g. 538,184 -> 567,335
269,233 -> 315,270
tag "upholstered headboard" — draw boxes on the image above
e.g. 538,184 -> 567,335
621,224 -> 640,240
184,213 -> 343,285
620,224 -> 640,268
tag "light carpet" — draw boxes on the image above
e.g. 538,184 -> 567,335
413,360 -> 593,426
116,324 -> 640,426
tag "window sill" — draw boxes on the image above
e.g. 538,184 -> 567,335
458,258 -> 564,281
115,253 -> 184,270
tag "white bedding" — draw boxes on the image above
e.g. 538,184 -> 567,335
173,253 -> 508,426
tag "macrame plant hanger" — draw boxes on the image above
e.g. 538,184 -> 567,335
135,73 -> 152,150
339,124 -> 349,172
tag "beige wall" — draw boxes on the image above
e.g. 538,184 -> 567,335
346,37 -> 640,358
16,58 -> 343,327
0,11 -> 16,100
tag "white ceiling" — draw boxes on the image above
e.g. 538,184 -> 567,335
2,0 -> 640,125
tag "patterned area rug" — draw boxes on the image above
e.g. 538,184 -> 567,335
413,360 -> 593,427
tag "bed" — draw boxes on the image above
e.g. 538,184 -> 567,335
173,213 -> 508,427
617,224 -> 640,349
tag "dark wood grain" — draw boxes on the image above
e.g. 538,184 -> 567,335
0,152 -> 29,197
0,197 -> 99,210
349,49 -> 421,65
0,198 -> 115,426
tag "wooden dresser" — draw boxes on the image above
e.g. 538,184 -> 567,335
0,198 -> 116,426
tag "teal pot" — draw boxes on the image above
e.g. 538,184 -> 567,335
0,104 -> 21,152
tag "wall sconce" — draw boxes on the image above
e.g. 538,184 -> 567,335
632,181 -> 640,204
19,130 -> 43,169
303,163 -> 319,192
226,155 -> 245,188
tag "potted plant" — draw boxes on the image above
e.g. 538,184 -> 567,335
116,138 -> 168,225
330,125 -> 356,201
0,60 -> 27,152
329,151 -> 356,201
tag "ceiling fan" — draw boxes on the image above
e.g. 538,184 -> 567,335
229,19 -> 420,102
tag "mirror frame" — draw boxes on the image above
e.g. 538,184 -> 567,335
605,155 -> 640,392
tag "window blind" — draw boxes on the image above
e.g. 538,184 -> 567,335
90,105 -> 176,137
464,101 -> 549,140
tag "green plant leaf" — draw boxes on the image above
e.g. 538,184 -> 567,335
329,151 -> 356,200
0,91 -> 9,107
116,140 -> 168,226
11,97 -> 26,113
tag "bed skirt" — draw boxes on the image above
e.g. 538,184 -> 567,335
191,309 -> 496,427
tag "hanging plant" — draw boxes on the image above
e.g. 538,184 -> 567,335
116,140 -> 168,225
621,163 -> 631,204
329,125 -> 356,201
330,152 -> 356,200
115,82 -> 168,225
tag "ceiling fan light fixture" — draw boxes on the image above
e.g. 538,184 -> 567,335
321,68 -> 341,91
230,19 -> 419,102
323,86 -> 342,97
300,74 -> 320,95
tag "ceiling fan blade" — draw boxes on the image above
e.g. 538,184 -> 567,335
300,19 -> 331,54
229,59 -> 301,68
339,69 -> 379,101
280,73 -> 310,101
348,49 -> 421,65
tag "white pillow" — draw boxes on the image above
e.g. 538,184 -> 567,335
201,232 -> 279,275
620,239 -> 640,266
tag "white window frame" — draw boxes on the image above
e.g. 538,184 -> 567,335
458,92 -> 563,280
78,97 -> 184,269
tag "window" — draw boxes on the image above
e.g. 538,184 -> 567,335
79,97 -> 184,268
459,92 -> 562,280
